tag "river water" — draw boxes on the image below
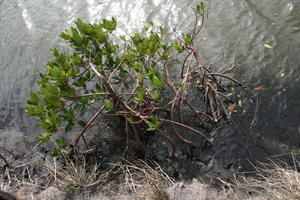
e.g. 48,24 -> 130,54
0,0 -> 299,170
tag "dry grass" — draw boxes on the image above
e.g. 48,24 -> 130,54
0,155 -> 117,199
2,155 -> 300,200
0,164 -> 52,199
110,159 -> 174,200
1,166 -> 49,191
45,156 -> 102,194
236,159 -> 300,200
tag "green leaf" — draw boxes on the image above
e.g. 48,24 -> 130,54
62,109 -> 75,121
48,66 -> 64,80
85,71 -> 91,80
120,35 -> 126,41
61,86 -> 77,98
159,26 -> 165,34
75,19 -> 93,35
71,27 -> 82,46
131,33 -> 143,46
145,115 -> 161,131
126,117 -> 134,124
102,17 -> 117,31
173,42 -> 184,53
79,97 -> 89,104
145,120 -> 154,127
134,88 -> 145,103
51,148 -> 66,157
95,82 -> 107,93
66,68 -> 75,78
51,48 -> 59,56
25,105 -> 44,116
131,63 -> 143,73
51,148 -> 60,157
94,25 -> 107,43
147,21 -> 154,27
147,127 -> 156,131
27,93 -> 40,105
40,83 -> 61,97
56,137 -> 68,148
65,122 -> 75,133
161,52 -> 170,60
184,33 -> 192,45
25,105 -> 36,115
150,90 -> 160,100
60,32 -> 72,40
103,99 -> 113,109
39,134 -> 53,144
74,77 -> 87,88
38,114 -> 61,133
196,2 -> 205,14
151,75 -> 163,89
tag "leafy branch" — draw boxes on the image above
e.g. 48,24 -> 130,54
26,2 -> 242,156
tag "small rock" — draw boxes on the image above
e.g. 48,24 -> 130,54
37,187 -> 66,200
15,186 -> 39,200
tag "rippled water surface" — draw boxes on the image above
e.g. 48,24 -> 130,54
0,0 -> 299,166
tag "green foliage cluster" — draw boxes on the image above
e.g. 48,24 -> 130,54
26,17 -> 171,154
26,3 -> 240,156
27,18 -> 164,131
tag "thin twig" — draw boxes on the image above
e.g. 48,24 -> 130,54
156,129 -> 176,156
207,73 -> 242,86
72,106 -> 105,147
159,118 -> 211,142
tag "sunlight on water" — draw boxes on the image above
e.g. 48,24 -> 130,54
63,0 -> 73,13
18,0 -> 33,31
287,3 -> 294,12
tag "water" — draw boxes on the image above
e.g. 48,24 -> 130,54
0,0 -> 299,169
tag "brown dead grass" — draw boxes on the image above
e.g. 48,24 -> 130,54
44,157 -> 174,199
45,157 -> 103,194
236,159 -> 300,200
2,156 -> 300,200
0,164 -> 51,199
111,159 -> 174,200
